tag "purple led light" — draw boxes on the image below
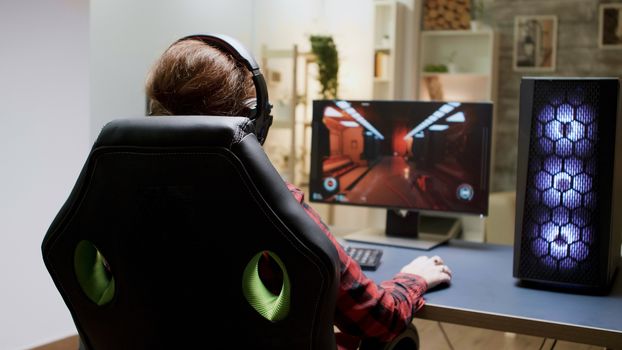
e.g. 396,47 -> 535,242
526,87 -> 600,272
562,189 -> 582,209
545,120 -> 563,140
542,188 -> 561,208
571,207 -> 590,228
538,138 -> 554,155
541,222 -> 559,242
560,224 -> 580,244
563,157 -> 583,176
584,158 -> 597,176
587,122 -> 598,141
560,257 -> 578,270
557,104 -> 573,123
576,105 -> 595,124
535,121 -> 544,138
549,90 -> 565,106
527,222 -> 540,239
573,173 -> 592,194
566,121 -> 585,142
555,139 -> 573,157
584,191 -> 597,209
582,227 -> 594,244
550,239 -> 568,260
544,156 -> 562,174
541,223 -> 584,267
541,256 -> 557,268
552,207 -> 570,225
570,241 -> 589,261
568,87 -> 585,106
553,172 -> 572,192
532,238 -> 549,257
538,105 -> 555,122
576,139 -> 594,158
534,171 -> 552,191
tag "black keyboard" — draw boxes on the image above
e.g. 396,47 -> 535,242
345,246 -> 383,271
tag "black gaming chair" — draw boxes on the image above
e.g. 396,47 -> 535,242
42,116 -> 419,349
42,116 -> 341,349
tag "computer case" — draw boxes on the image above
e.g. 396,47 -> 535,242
513,77 -> 622,293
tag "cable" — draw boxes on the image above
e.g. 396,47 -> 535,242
538,338 -> 547,350
550,339 -> 557,350
437,322 -> 455,350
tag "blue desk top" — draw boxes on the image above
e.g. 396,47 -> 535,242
360,239 -> 622,337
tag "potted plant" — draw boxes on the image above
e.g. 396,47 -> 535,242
470,0 -> 485,31
445,50 -> 458,73
309,35 -> 339,99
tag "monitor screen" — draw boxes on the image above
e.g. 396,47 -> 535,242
309,99 -> 493,216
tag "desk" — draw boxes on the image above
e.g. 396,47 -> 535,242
360,239 -> 622,349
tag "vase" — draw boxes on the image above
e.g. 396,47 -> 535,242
470,20 -> 481,31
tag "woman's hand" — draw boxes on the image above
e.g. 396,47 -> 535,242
400,255 -> 452,289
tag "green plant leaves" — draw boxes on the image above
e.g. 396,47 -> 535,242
310,35 -> 339,99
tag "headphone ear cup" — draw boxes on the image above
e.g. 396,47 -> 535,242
262,113 -> 273,142
250,73 -> 271,144
253,108 -> 273,145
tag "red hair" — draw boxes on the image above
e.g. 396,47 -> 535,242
145,39 -> 255,116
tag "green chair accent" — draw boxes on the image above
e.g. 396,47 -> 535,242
242,251 -> 290,321
74,240 -> 115,306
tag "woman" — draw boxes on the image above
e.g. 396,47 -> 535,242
145,35 -> 452,350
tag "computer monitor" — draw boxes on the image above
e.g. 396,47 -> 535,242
309,99 -> 493,249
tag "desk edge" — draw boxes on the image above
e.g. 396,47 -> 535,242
416,304 -> 622,348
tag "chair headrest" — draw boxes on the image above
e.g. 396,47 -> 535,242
94,116 -> 255,149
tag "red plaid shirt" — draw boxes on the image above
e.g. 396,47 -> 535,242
287,184 -> 428,349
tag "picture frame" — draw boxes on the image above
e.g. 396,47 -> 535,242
513,15 -> 557,72
598,3 -> 622,49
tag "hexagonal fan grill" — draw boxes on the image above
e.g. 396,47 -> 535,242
520,81 -> 601,284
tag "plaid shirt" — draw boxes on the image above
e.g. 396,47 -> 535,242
286,183 -> 428,349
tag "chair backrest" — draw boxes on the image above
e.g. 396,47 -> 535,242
42,116 -> 340,350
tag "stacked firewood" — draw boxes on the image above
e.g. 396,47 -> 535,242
423,0 -> 471,30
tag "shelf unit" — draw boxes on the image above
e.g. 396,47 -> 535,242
261,45 -> 318,187
416,29 -> 499,172
415,29 -> 499,243
417,29 -> 498,102
260,45 -> 300,184
372,0 -> 406,99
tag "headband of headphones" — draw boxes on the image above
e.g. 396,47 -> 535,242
176,34 -> 273,145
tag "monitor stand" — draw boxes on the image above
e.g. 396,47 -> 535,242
344,210 -> 461,250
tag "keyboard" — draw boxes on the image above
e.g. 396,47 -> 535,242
345,246 -> 383,271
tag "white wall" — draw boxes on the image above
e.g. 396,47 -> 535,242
0,0 -> 90,349
90,0 -> 255,140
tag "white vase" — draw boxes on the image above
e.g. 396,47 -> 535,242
470,20 -> 481,31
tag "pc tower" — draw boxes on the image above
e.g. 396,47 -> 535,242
513,77 -> 622,293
